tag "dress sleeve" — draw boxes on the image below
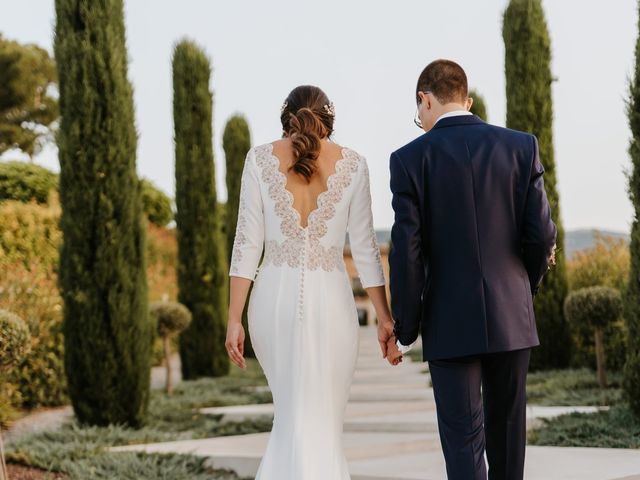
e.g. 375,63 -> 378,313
347,154 -> 386,288
229,148 -> 265,280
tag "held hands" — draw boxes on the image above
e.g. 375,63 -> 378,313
386,337 -> 403,366
225,320 -> 247,369
377,316 -> 403,366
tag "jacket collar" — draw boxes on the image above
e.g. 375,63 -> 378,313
431,114 -> 486,130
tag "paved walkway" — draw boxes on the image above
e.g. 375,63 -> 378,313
111,327 -> 640,480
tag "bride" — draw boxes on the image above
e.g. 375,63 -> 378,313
225,85 -> 401,479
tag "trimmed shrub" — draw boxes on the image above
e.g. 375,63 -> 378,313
150,301 -> 191,394
141,178 -> 173,227
0,161 -> 58,204
567,234 -> 629,370
0,309 -> 30,371
564,287 -> 623,388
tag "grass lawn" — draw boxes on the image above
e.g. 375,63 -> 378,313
528,404 -> 640,448
526,368 -> 623,406
5,359 -> 271,479
526,368 -> 640,448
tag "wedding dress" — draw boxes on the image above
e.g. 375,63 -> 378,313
229,142 -> 386,479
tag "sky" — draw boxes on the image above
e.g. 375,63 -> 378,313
1,0 -> 637,233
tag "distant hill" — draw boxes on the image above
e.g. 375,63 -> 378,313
564,228 -> 629,258
366,228 -> 629,259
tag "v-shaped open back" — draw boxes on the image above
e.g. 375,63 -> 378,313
268,142 -> 348,230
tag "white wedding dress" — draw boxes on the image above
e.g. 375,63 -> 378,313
229,142 -> 386,479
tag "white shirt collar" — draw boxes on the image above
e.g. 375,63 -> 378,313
434,109 -> 473,126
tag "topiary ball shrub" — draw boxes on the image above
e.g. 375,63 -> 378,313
151,301 -> 192,338
564,287 -> 622,389
150,301 -> 192,394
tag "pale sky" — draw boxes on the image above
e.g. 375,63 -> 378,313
1,0 -> 637,233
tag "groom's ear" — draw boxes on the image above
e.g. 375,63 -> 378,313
466,97 -> 473,111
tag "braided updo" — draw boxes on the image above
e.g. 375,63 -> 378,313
280,85 -> 335,182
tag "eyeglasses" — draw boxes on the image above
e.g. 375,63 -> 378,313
413,90 -> 431,129
414,106 -> 423,129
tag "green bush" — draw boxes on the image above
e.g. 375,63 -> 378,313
564,287 -> 623,388
0,195 -> 61,267
0,161 -> 58,204
567,235 -> 629,371
0,198 -> 67,421
0,308 -> 30,425
0,309 -> 31,370
568,234 -> 629,292
141,179 -> 173,227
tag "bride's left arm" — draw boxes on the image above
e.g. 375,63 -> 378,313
226,148 -> 264,369
347,156 -> 399,362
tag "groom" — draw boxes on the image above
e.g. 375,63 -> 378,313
379,59 -> 557,480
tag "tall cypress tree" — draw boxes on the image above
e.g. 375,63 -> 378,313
624,0 -> 640,417
223,114 -> 253,357
468,89 -> 488,121
503,0 -> 571,370
54,0 -> 153,426
173,40 -> 229,378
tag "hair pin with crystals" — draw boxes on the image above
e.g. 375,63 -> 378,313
323,102 -> 336,118
280,101 -> 288,114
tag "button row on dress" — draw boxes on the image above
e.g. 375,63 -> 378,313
297,235 -> 308,322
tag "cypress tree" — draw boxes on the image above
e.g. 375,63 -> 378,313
54,0 -> 153,426
173,40 -> 229,378
503,0 -> 571,370
223,115 -> 254,357
624,0 -> 640,417
468,89 -> 488,121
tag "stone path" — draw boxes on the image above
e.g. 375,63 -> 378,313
111,327 -> 640,479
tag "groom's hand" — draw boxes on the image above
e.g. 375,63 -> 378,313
377,316 -> 395,359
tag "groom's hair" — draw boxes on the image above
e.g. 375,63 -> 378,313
416,59 -> 468,105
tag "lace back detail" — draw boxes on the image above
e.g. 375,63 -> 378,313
254,143 -> 361,272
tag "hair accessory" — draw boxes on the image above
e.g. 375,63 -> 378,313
323,102 -> 336,118
280,101 -> 288,114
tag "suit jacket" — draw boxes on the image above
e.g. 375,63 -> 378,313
389,114 -> 557,361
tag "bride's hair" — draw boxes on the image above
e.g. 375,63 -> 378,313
280,85 -> 335,182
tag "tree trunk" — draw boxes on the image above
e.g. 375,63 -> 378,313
594,327 -> 608,389
164,335 -> 173,395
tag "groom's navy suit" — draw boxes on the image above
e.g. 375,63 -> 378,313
389,114 -> 556,480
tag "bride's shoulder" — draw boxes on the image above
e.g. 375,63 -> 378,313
337,144 -> 368,170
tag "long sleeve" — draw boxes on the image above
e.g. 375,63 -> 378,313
521,135 -> 557,296
229,148 -> 265,281
347,155 -> 386,289
389,151 -> 425,347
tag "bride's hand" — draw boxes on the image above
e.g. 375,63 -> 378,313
386,337 -> 403,366
225,321 -> 247,369
377,315 -> 394,359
